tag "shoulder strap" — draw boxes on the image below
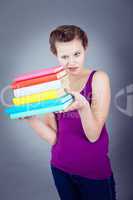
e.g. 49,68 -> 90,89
82,70 -> 97,105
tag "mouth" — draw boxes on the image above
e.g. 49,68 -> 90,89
68,67 -> 78,71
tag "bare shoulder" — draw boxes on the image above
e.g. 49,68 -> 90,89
92,69 -> 110,87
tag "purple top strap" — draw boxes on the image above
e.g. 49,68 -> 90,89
81,70 -> 97,105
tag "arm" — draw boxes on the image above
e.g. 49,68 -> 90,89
24,113 -> 57,146
78,70 -> 111,143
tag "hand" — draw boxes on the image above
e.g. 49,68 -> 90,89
61,88 -> 89,113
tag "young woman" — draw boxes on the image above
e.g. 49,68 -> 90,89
22,25 -> 116,200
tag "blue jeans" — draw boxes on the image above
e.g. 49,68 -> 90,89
51,164 -> 117,200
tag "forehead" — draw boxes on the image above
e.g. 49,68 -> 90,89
55,39 -> 83,55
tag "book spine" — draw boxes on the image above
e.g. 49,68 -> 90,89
5,94 -> 73,114
10,99 -> 73,119
13,74 -> 69,97
13,79 -> 62,97
11,69 -> 67,89
12,88 -> 67,105
13,65 -> 64,82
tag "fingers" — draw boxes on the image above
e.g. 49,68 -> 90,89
18,116 -> 34,120
18,116 -> 25,119
64,100 -> 80,112
54,110 -> 63,114
64,88 -> 77,100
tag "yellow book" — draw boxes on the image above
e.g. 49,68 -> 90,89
12,88 -> 66,105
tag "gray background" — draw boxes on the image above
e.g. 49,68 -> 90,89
0,0 -> 133,199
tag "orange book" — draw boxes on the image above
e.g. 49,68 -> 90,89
11,70 -> 66,89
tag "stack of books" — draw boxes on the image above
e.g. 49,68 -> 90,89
5,66 -> 74,119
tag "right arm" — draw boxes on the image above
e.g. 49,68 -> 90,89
22,113 -> 57,146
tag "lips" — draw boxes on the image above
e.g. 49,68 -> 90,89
68,67 -> 78,70
68,68 -> 78,72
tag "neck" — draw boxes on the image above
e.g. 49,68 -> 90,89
68,68 -> 85,80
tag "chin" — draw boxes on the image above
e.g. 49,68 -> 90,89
69,70 -> 81,76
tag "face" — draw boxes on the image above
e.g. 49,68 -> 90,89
55,38 -> 87,75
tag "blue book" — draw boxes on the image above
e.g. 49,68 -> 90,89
5,94 -> 73,114
9,98 -> 73,119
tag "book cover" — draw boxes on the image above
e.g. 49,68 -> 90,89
9,99 -> 73,119
11,69 -> 67,89
13,65 -> 64,82
13,75 -> 69,97
12,88 -> 67,105
5,94 -> 73,114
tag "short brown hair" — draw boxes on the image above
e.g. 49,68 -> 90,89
49,25 -> 88,55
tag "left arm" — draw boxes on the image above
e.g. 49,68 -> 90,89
78,70 -> 111,142
64,70 -> 111,143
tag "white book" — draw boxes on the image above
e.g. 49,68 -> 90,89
13,75 -> 69,97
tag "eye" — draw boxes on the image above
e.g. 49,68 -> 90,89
74,52 -> 80,57
61,55 -> 68,59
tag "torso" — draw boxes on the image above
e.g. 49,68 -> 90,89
51,68 -> 113,180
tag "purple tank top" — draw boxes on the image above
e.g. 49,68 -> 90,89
50,70 -> 113,180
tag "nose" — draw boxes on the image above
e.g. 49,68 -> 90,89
67,56 -> 76,66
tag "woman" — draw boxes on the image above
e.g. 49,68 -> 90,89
23,25 -> 116,200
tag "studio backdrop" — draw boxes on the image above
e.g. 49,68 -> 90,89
0,0 -> 133,199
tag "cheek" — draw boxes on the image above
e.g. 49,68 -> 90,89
77,55 -> 85,63
58,58 -> 68,65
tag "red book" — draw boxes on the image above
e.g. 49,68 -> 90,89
13,65 -> 64,82
11,69 -> 67,89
